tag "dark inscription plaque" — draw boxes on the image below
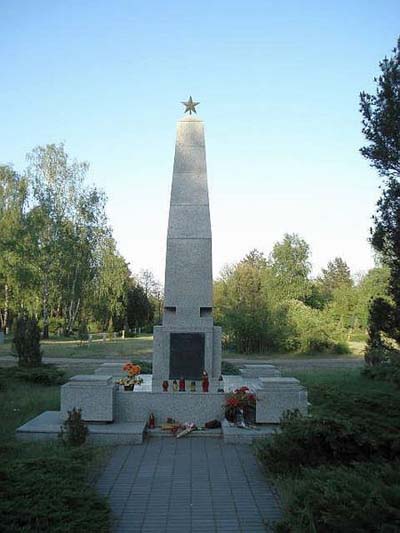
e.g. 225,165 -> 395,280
169,333 -> 205,380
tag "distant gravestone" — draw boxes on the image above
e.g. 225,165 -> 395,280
0,331 -> 4,344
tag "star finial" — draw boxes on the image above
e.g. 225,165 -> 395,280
181,96 -> 199,115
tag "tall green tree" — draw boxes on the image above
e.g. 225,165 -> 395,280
360,37 -> 400,346
320,257 -> 352,293
269,233 -> 312,302
0,166 -> 33,331
126,282 -> 154,330
26,143 -> 108,336
92,238 -> 130,331
138,269 -> 163,324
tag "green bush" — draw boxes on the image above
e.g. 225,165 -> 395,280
124,331 -> 137,338
60,408 -> 89,447
257,371 -> 400,532
280,300 -> 349,354
0,445 -> 109,531
130,359 -> 152,374
257,411 -> 388,475
0,365 -> 67,386
332,341 -> 351,354
257,402 -> 400,475
14,365 -> 67,386
275,462 -> 400,533
363,363 -> 400,388
221,361 -> 241,375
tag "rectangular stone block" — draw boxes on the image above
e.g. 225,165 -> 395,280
173,144 -> 206,174
171,172 -> 209,205
256,378 -> 308,423
168,205 -> 211,239
61,375 -> 115,422
240,365 -> 281,378
175,117 -> 205,146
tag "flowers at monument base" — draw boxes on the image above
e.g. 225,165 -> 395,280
123,363 -> 141,376
117,363 -> 144,388
225,386 -> 256,423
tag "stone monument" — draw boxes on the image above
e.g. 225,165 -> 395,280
16,98 -> 308,445
152,97 -> 222,388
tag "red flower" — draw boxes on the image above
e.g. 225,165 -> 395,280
227,397 -> 240,407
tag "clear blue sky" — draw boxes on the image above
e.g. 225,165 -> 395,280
1,1 -> 399,282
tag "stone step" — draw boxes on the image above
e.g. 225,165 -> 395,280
222,419 -> 279,444
146,427 -> 222,438
16,411 -> 146,445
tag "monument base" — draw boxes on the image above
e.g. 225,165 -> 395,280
16,366 -> 309,445
152,325 -> 222,388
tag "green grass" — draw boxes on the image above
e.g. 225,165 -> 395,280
256,369 -> 400,532
0,367 -> 110,532
0,334 -> 366,362
0,334 -> 153,360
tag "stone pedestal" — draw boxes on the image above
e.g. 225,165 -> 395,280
61,375 -> 115,422
256,377 -> 308,423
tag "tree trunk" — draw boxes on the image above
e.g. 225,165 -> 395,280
65,265 -> 80,335
42,276 -> 49,339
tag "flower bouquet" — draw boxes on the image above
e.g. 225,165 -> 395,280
117,363 -> 144,391
225,386 -> 256,423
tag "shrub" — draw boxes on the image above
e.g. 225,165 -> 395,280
363,363 -> 400,388
285,300 -> 348,354
13,364 -> 67,386
332,341 -> 351,354
0,445 -> 109,531
130,359 -> 152,374
275,462 -> 400,533
256,409 -> 399,475
60,408 -> 88,446
78,320 -> 89,343
13,316 -> 42,367
221,361 -> 240,375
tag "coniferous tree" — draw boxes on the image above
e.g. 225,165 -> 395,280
360,37 -> 400,348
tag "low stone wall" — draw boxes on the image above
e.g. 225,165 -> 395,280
256,377 -> 308,423
115,390 -> 225,426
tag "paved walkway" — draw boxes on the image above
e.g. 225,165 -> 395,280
96,438 -> 281,533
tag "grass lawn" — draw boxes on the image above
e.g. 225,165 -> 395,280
256,368 -> 400,532
0,334 -> 366,362
0,367 -> 110,532
0,334 -> 154,360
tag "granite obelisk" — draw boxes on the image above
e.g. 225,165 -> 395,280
152,99 -> 222,388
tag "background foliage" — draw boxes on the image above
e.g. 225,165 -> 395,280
0,144 -> 162,338
214,236 -> 388,353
